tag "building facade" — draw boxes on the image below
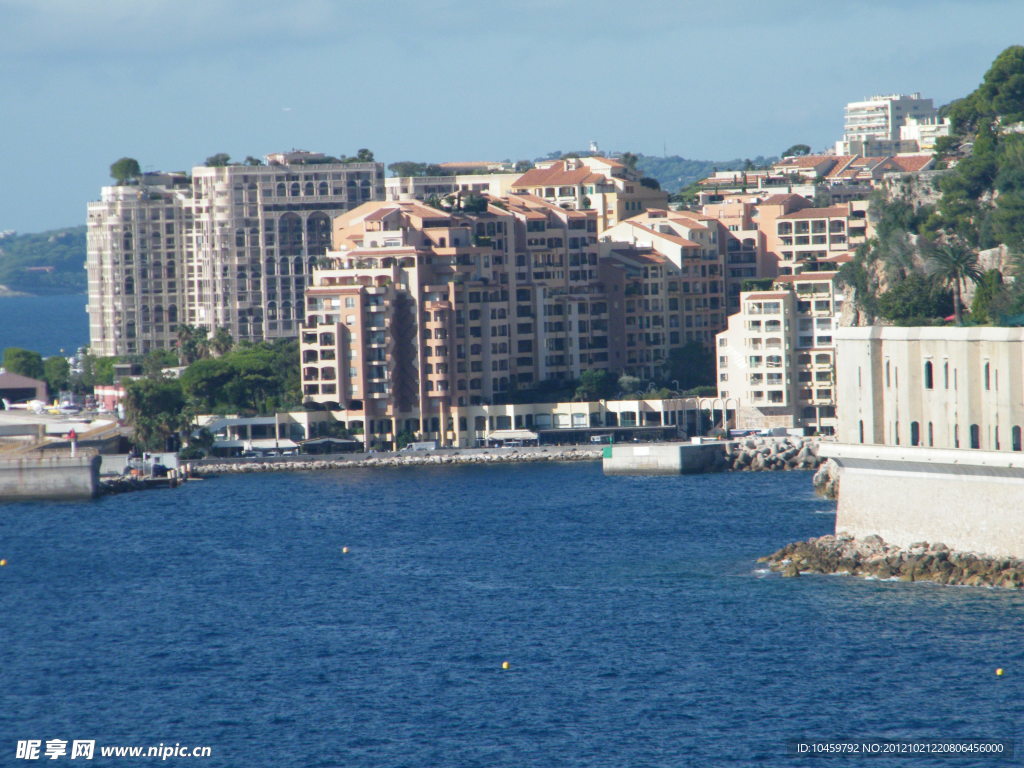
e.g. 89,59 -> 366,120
510,156 -> 668,230
833,326 -> 1024,451
86,152 -> 385,356
715,272 -> 843,433
836,93 -> 944,155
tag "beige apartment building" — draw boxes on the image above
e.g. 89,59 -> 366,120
769,201 -> 869,274
384,172 -> 520,204
602,209 -> 727,348
300,196 -> 612,446
86,151 -> 385,356
715,272 -> 843,433
510,156 -> 668,230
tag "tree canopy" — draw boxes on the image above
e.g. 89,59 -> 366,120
110,157 -> 141,185
3,347 -> 44,380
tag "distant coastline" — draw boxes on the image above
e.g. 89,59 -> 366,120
0,284 -> 31,297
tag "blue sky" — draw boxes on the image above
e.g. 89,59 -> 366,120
1,0 -> 1022,233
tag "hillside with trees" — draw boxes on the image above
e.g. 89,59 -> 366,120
0,227 -> 86,294
839,46 -> 1024,326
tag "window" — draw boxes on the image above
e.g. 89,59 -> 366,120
923,360 -> 933,389
970,424 -> 981,449
1013,426 -> 1022,452
910,421 -> 920,446
984,362 -> 991,391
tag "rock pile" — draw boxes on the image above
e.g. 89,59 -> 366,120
760,534 -> 1024,588
723,437 -> 823,473
194,447 -> 602,475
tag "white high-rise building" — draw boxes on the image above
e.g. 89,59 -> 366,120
86,153 -> 384,356
836,93 -> 943,156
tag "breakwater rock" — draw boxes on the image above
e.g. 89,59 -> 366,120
760,534 -> 1024,588
723,437 -> 824,473
194,447 -> 602,475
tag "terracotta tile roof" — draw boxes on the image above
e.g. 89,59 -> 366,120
884,155 -> 934,172
774,155 -> 836,169
758,193 -> 808,206
512,162 -> 605,188
363,205 -> 401,222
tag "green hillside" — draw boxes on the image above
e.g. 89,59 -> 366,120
0,226 -> 87,294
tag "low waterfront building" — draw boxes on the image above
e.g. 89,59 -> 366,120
823,326 -> 1024,559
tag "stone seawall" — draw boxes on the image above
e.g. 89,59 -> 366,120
193,447 -> 602,475
761,534 -> 1024,589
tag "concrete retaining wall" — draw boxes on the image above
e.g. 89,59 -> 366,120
822,443 -> 1024,559
0,453 -> 101,501
603,442 -> 724,475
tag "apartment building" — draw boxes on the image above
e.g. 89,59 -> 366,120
715,272 -> 843,433
86,151 -> 385,356
836,93 -> 944,155
510,156 -> 667,230
768,201 -> 869,274
384,172 -> 520,204
299,196 -> 610,447
602,209 -> 727,348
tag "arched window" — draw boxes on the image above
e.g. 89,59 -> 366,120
267,302 -> 278,320
290,182 -> 300,197
166,262 -> 175,278
1013,426 -> 1022,452
276,183 -> 286,197
168,305 -> 178,323
923,361 -> 933,389
943,361 -> 949,388
154,305 -> 164,323
306,212 -> 331,256
318,181 -> 329,196
304,182 -> 314,196
279,257 -> 290,276
279,213 -> 303,257
885,360 -> 890,388
910,421 -> 920,446
970,424 -> 980,449
928,422 -> 934,447
984,362 -> 991,391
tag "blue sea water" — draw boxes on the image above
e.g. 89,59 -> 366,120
0,294 -> 88,357
1,463 -> 1022,767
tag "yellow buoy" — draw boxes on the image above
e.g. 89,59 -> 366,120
342,547 -> 349,554
0,559 -> 6,567
502,661 -> 510,670
996,668 -> 1005,676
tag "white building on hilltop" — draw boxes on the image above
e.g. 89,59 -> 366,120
836,93 -> 947,156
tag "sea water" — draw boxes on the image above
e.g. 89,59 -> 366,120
1,464 -> 1021,766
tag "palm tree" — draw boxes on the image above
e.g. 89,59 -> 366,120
926,240 -> 984,325
211,327 -> 234,357
176,324 -> 210,365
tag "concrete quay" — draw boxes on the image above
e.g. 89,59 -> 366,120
0,452 -> 101,501
603,437 -> 824,476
